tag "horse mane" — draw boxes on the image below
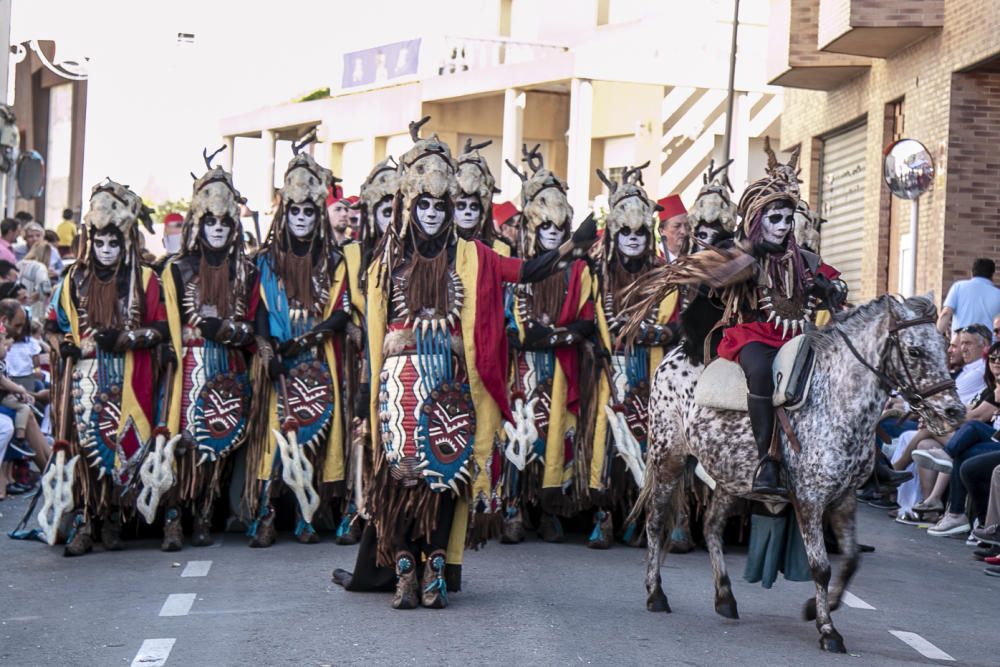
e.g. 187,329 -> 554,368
804,294 -> 937,352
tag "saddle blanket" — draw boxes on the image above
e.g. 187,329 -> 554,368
693,334 -> 815,412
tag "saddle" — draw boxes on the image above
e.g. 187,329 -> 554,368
693,335 -> 815,412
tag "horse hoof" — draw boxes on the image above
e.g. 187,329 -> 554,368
803,598 -> 817,621
646,589 -> 671,613
715,594 -> 739,620
819,632 -> 846,654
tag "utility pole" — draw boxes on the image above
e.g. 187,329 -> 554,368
722,0 -> 740,165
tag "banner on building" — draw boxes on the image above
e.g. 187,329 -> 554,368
342,39 -> 421,89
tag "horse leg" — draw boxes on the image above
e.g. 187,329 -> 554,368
795,503 -> 846,653
805,493 -> 859,620
704,489 -> 739,619
644,455 -> 684,612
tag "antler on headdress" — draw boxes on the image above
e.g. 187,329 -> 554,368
291,128 -> 318,155
409,115 -> 431,142
521,143 -> 544,173
203,144 -> 227,170
764,136 -> 778,172
464,138 -> 493,153
595,169 -> 617,194
622,161 -> 650,186
706,158 -> 734,186
505,159 -> 528,182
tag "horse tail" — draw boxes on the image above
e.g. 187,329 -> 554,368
625,462 -> 656,527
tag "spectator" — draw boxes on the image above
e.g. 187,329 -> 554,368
0,218 -> 17,264
15,258 -> 50,321
0,260 -> 18,284
911,341 -> 1000,536
327,188 -> 351,246
937,258 -> 1000,335
55,208 -> 76,256
24,230 -> 64,279
0,281 -> 27,303
656,194 -> 688,263
971,465 -> 1000,549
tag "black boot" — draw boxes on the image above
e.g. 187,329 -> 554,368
875,459 -> 913,488
747,394 -> 787,497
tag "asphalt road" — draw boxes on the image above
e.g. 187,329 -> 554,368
0,497 -> 995,666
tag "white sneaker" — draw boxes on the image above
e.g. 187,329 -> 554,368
966,519 -> 982,546
912,448 -> 953,473
927,513 -> 970,537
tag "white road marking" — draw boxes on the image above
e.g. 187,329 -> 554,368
158,593 -> 197,617
181,560 -> 212,577
131,638 -> 176,666
841,591 -> 875,610
889,631 -> 955,661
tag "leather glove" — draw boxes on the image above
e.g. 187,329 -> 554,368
566,320 -> 596,340
95,328 -> 122,353
59,341 -> 81,361
570,214 -> 597,249
160,344 -> 178,370
523,322 -> 555,349
268,357 -> 286,382
198,317 -> 223,341
313,310 -> 350,335
277,338 -> 299,357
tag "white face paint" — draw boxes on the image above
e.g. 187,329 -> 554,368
286,201 -> 318,239
691,225 -> 720,253
454,195 -> 482,231
374,198 -> 393,234
616,228 -> 648,257
761,203 -> 794,245
536,221 -> 565,251
92,232 -> 122,267
201,214 -> 233,250
415,195 -> 448,236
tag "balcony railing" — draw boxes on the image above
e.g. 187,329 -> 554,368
434,35 -> 568,75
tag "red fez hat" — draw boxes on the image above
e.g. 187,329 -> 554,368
656,195 -> 686,222
492,201 -> 518,225
326,184 -> 344,207
163,212 -> 184,229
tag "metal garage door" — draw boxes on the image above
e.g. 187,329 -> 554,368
818,122 -> 867,301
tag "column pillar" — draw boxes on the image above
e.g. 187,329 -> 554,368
729,92 -> 750,192
567,78 -> 593,224
262,129 -> 276,214
500,87 -> 525,203
222,135 -> 235,171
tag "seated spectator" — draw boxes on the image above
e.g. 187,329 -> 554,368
0,259 -> 17,284
0,218 -> 17,264
937,258 -> 1000,335
24,229 -> 64,279
912,341 -> 1000,536
971,464 -> 1000,551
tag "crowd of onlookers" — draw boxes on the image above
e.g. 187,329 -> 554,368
864,258 -> 1000,577
0,209 -> 67,502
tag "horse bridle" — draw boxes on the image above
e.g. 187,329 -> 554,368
835,312 -> 956,411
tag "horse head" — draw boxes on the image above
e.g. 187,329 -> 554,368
880,294 -> 966,435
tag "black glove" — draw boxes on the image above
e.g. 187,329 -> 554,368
268,357 -> 286,382
506,329 -> 522,351
751,240 -> 784,258
95,328 -> 122,353
59,341 -> 81,361
313,310 -> 350,335
570,213 -> 597,250
277,338 -> 299,357
566,320 -> 596,340
198,317 -> 223,341
810,273 -> 835,297
523,322 -> 555,349
353,383 -> 371,420
160,344 -> 178,370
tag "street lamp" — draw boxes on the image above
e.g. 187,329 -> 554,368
883,138 -> 934,297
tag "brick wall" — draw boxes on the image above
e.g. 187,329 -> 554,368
779,0 -> 1000,303
944,71 -> 1000,288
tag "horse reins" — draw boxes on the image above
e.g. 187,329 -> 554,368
834,313 -> 955,410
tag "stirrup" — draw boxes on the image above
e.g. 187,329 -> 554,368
750,457 -> 788,497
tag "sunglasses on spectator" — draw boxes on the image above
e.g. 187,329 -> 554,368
958,325 -> 992,338
990,354 -> 1000,362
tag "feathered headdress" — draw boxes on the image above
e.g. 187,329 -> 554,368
505,143 -> 572,257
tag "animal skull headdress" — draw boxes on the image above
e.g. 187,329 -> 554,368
358,156 -> 401,235
596,163 -> 658,261
737,137 -> 803,237
688,159 -> 737,235
397,115 -> 458,238
505,143 -> 572,257
182,145 -> 246,253
455,138 -> 498,236
82,178 -> 153,264
280,131 -> 336,208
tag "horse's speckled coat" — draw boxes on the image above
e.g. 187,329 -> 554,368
637,295 -> 964,652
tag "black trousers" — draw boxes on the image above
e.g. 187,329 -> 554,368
959,450 -> 1000,524
739,341 -> 778,396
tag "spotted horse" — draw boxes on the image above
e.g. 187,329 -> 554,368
631,294 -> 964,653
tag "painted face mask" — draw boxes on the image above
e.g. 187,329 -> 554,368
415,195 -> 448,236
374,198 -> 393,234
761,203 -> 794,245
92,232 -> 122,267
616,228 -> 648,258
201,213 -> 234,250
287,201 -> 318,239
454,195 -> 482,231
691,225 -> 720,253
536,221 -> 565,251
